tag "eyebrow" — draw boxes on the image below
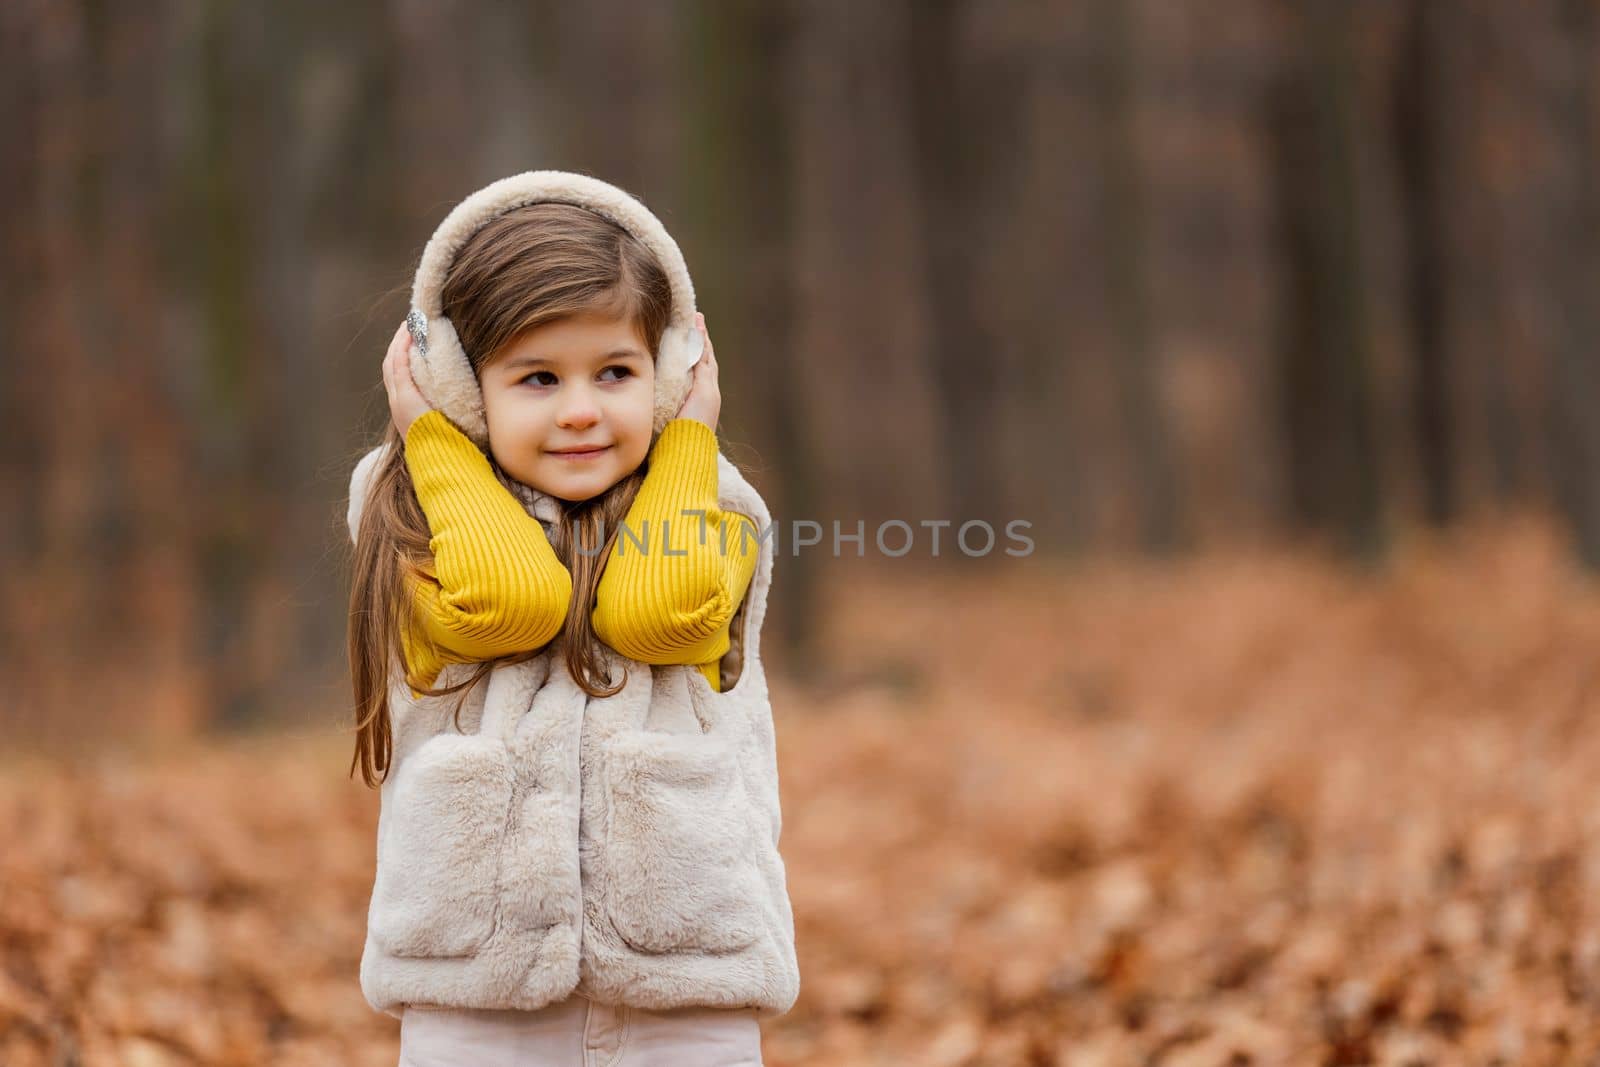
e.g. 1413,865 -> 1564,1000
500,348 -> 648,371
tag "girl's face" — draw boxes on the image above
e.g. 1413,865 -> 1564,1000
479,309 -> 656,502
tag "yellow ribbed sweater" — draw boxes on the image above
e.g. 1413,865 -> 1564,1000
400,410 -> 758,699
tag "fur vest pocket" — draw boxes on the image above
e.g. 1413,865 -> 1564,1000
366,657 -> 584,963
367,731 -> 515,959
351,447 -> 800,1021
600,726 -> 766,955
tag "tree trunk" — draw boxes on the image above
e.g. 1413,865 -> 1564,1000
1267,0 -> 1386,562
1096,0 -> 1184,553
1545,0 -> 1600,568
1392,0 -> 1457,526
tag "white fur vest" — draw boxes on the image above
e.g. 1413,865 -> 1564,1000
345,441 -> 800,1021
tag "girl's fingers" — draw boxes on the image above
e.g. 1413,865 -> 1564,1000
386,322 -> 415,380
383,327 -> 401,376
390,321 -> 412,357
698,317 -> 715,367
395,345 -> 416,393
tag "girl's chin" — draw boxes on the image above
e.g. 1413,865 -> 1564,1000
550,489 -> 601,508
524,468 -> 619,503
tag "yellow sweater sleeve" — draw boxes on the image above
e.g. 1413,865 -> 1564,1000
592,418 -> 759,693
401,409 -> 572,698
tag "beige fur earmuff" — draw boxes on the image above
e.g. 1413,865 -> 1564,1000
403,170 -> 705,453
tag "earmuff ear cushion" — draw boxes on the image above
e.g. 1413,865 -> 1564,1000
407,314 -> 491,450
653,321 -> 702,434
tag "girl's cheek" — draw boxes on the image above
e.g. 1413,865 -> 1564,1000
506,407 -> 552,439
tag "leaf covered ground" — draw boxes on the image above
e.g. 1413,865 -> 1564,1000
5,517 -> 1600,1066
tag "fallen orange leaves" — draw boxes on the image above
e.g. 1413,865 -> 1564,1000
6,516 -> 1600,1065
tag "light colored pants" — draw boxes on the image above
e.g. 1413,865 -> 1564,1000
397,994 -> 764,1067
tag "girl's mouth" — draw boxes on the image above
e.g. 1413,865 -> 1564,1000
548,446 -> 611,461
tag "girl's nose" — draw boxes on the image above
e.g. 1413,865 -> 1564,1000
555,392 -> 600,429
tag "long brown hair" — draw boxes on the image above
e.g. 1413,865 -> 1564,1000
349,202 -> 674,787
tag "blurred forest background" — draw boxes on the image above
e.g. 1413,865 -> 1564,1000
9,1 -> 1600,1063
5,0 -> 1600,741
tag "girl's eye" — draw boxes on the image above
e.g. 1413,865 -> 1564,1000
518,366 -> 632,387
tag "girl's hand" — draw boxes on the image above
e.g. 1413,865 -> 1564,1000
383,319 -> 434,439
675,312 -> 721,431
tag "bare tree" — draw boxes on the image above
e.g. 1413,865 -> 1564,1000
1266,0 -> 1385,561
1545,0 -> 1600,568
681,0 -> 823,668
905,0 -> 1007,526
1392,0 -> 1458,526
1095,0 -> 1184,553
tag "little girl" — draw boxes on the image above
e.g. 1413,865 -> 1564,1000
344,171 -> 799,1066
